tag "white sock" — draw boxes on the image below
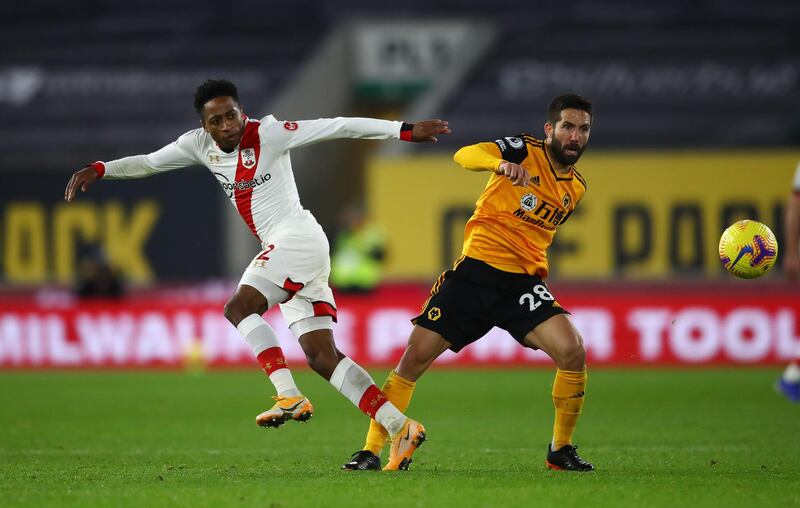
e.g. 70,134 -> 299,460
783,362 -> 800,383
375,402 -> 407,436
268,369 -> 302,398
237,314 -> 301,398
329,357 -> 407,436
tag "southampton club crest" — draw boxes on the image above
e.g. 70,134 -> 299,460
241,148 -> 257,169
520,192 -> 538,212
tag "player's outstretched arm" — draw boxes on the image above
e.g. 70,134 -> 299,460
410,119 -> 451,143
64,134 -> 200,202
264,117 -> 450,152
65,165 -> 100,202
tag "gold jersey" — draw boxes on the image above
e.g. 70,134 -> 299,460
453,134 -> 587,277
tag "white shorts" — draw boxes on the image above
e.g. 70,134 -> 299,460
238,218 -> 337,328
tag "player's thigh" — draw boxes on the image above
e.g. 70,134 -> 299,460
239,227 -> 330,309
280,279 -> 337,332
414,272 -> 493,354
499,276 -> 569,347
396,325 -> 453,381
522,313 -> 585,364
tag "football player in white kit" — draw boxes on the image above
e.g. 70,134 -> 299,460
65,79 -> 451,470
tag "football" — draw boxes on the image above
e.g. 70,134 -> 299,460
718,220 -> 778,279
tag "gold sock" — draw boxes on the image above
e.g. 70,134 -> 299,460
363,370 -> 416,455
551,368 -> 587,451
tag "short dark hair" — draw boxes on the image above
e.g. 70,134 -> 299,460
194,79 -> 240,115
547,93 -> 593,125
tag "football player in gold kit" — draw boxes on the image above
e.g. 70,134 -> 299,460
343,94 -> 594,471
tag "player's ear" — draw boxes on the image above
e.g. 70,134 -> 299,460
544,121 -> 553,141
200,114 -> 213,133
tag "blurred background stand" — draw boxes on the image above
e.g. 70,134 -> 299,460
74,249 -> 124,300
330,204 -> 387,293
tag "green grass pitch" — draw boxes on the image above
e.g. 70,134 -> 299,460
1,368 -> 798,507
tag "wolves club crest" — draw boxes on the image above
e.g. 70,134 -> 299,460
241,148 -> 256,169
520,192 -> 537,212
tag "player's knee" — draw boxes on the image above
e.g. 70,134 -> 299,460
556,338 -> 586,371
224,286 -> 269,327
223,298 -> 247,327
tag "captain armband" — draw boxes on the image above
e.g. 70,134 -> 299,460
492,135 -> 528,164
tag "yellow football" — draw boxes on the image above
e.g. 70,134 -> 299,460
718,220 -> 778,279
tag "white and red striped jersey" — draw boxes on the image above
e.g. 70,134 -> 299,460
95,116 -> 404,244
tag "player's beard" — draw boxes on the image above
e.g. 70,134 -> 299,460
550,138 -> 585,166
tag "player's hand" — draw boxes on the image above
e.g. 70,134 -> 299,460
64,166 -> 99,202
497,161 -> 530,187
411,120 -> 451,142
786,255 -> 800,280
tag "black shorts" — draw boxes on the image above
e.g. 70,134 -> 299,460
413,256 -> 569,352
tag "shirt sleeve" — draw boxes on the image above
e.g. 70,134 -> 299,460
490,134 -> 529,164
453,142 -> 505,172
262,117 -> 403,153
103,131 -> 200,179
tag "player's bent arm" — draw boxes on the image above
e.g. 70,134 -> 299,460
453,142 -> 529,187
453,142 -> 505,172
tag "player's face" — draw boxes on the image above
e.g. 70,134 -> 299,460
201,96 -> 245,151
545,108 -> 592,166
